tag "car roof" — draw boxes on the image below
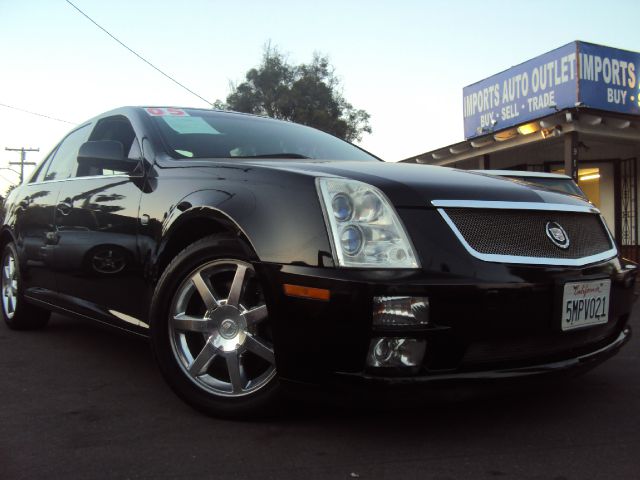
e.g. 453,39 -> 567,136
90,106 -> 274,123
136,106 -> 274,120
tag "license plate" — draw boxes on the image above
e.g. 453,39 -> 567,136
561,279 -> 611,331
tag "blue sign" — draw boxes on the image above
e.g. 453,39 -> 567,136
462,41 -> 640,139
578,42 -> 640,115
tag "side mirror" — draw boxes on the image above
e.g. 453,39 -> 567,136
77,141 -> 139,173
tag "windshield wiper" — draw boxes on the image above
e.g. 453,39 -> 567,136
232,153 -> 311,159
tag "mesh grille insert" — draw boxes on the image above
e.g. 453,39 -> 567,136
443,208 -> 613,260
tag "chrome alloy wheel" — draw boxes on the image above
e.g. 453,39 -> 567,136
169,259 -> 276,397
2,250 -> 18,320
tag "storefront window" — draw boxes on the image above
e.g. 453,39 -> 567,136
578,168 -> 601,207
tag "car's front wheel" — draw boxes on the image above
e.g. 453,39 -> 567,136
150,235 -> 279,418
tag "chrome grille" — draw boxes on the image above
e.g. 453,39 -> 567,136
440,207 -> 615,263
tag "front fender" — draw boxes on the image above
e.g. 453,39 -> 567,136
151,174 -> 334,269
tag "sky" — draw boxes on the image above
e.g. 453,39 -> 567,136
0,0 -> 638,194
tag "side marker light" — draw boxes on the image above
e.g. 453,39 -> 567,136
283,284 -> 331,301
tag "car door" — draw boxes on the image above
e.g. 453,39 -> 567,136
52,115 -> 147,326
11,124 -> 92,302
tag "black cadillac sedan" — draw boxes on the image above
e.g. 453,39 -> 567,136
1,106 -> 636,417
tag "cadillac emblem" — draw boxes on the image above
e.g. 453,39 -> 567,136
545,221 -> 570,249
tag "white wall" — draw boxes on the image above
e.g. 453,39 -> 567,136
586,162 -> 614,233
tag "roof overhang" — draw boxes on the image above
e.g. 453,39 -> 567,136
404,108 -> 640,166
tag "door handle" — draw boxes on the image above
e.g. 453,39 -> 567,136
56,201 -> 72,216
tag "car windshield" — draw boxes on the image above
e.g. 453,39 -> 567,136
507,176 -> 586,198
149,108 -> 379,162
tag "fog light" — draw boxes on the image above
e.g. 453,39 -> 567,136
373,296 -> 429,328
366,337 -> 426,367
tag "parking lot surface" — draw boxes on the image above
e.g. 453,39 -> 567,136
1,310 -> 639,479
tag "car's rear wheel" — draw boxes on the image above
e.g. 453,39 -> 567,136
150,235 -> 280,418
1,242 -> 50,330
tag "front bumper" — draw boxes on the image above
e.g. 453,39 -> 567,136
333,327 -> 630,387
256,257 -> 637,388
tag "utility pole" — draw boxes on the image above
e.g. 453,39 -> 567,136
5,147 -> 38,183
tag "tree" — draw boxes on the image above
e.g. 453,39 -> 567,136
222,45 -> 372,143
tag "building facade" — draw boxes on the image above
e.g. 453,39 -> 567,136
404,41 -> 640,260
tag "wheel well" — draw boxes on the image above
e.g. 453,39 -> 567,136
155,214 -> 255,283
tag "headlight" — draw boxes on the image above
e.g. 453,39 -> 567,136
317,178 -> 419,268
331,193 -> 353,222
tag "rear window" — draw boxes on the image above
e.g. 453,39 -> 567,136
147,108 -> 378,162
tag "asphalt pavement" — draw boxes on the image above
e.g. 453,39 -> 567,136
1,308 -> 639,480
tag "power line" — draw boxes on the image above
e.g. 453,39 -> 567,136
65,0 -> 213,107
0,172 -> 18,187
0,103 -> 77,125
0,165 -> 21,188
0,167 -> 20,176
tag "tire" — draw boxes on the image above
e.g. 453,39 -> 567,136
1,242 -> 50,330
150,234 -> 280,418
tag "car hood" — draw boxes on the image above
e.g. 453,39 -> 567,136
238,160 -> 590,208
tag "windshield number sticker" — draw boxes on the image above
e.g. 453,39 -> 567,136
145,107 -> 188,117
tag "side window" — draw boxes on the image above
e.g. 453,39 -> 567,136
127,138 -> 142,160
79,115 -> 139,177
29,145 -> 60,183
42,125 -> 91,182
